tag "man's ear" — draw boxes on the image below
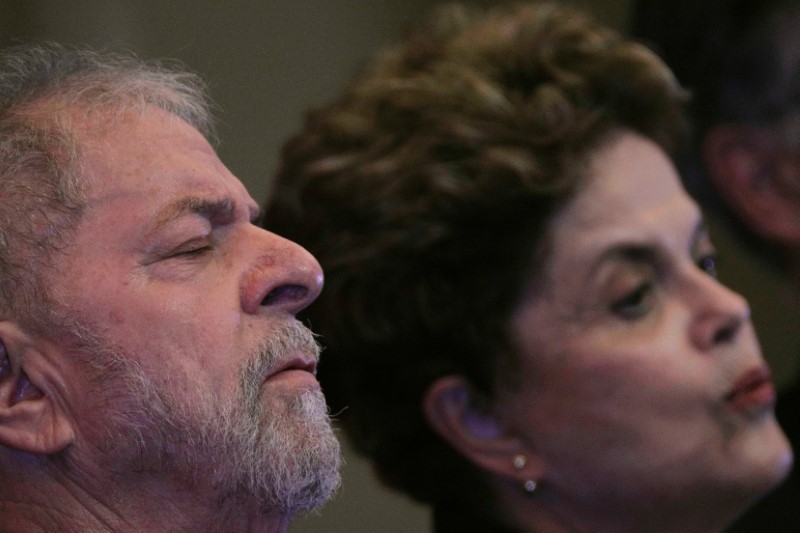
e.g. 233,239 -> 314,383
0,321 -> 74,454
423,375 -> 543,482
703,124 -> 800,244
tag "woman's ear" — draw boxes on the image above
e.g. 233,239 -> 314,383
0,321 -> 75,455
423,375 -> 543,482
703,124 -> 800,245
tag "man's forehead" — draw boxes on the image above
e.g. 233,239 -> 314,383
71,107 -> 245,204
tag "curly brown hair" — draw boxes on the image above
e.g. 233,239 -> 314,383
265,1 -> 687,512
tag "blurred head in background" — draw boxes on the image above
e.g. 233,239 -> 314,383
634,0 -> 800,272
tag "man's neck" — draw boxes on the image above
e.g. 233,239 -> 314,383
0,472 -> 292,533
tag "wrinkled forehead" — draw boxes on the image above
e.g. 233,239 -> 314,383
74,107 -> 229,197
20,99 -> 216,185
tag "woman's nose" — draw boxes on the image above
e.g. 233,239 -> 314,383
688,273 -> 751,351
241,229 -> 324,316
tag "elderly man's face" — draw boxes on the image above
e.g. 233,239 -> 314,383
45,106 -> 340,514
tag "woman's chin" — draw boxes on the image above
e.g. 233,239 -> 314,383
730,414 -> 794,500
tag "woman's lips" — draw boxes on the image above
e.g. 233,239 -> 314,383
725,366 -> 776,412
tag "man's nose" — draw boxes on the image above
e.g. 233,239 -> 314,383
241,230 -> 324,316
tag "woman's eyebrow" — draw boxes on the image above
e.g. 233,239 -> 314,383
587,216 -> 709,277
585,240 -> 660,280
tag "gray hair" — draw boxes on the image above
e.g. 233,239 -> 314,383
0,42 -> 213,326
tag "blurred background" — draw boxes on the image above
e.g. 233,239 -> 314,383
0,0 -> 631,204
3,1 -> 795,531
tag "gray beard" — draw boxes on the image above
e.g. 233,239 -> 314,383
81,321 -> 341,517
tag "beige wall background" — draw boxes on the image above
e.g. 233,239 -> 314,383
0,2 -> 632,532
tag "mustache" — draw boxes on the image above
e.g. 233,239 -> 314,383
241,320 -> 322,387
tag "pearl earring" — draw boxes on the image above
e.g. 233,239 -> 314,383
512,453 -> 538,495
513,454 -> 527,470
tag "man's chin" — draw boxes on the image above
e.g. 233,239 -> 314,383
79,325 -> 342,516
235,387 -> 341,516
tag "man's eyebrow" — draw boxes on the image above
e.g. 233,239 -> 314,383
150,196 -> 237,232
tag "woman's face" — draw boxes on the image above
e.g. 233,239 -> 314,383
498,131 -> 792,528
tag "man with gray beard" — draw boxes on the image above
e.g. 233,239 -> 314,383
0,43 -> 340,532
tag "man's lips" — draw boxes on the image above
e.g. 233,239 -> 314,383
263,357 -> 318,382
725,365 -> 776,412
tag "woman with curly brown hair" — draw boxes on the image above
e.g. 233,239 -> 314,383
265,3 -> 792,531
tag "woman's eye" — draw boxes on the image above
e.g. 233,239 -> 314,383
610,282 -> 653,320
697,254 -> 718,278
